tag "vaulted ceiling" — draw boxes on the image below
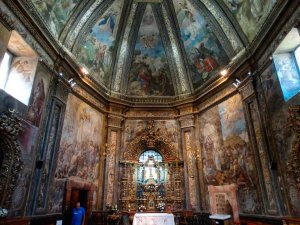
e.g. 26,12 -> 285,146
28,0 -> 277,99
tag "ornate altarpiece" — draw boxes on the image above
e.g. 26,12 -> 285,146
119,121 -> 184,212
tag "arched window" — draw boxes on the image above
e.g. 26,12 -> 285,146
139,150 -> 162,163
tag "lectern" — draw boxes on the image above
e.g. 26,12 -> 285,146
209,214 -> 232,225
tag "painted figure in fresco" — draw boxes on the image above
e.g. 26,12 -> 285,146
137,67 -> 152,94
11,59 -> 32,82
98,10 -> 116,34
140,34 -> 157,49
193,42 -> 219,74
27,78 -> 46,126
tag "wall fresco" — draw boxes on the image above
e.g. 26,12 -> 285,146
199,94 -> 261,214
26,64 -> 51,127
77,1 -> 124,86
260,65 -> 300,215
173,0 -> 228,89
127,4 -> 175,96
49,94 -> 104,213
223,0 -> 276,41
31,0 -> 80,37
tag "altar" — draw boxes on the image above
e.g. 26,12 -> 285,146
133,213 -> 175,225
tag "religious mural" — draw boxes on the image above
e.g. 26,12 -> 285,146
260,65 -> 300,215
5,57 -> 38,105
173,0 -> 228,89
31,0 -> 80,37
223,0 -> 277,41
26,65 -> 51,127
127,4 -> 175,96
77,1 -> 124,86
49,94 -> 104,213
124,119 -> 179,151
199,94 -> 261,214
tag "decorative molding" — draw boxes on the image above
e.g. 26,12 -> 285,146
0,111 -> 24,209
108,114 -> 123,128
72,85 -> 107,112
179,115 -> 194,128
239,78 -> 255,100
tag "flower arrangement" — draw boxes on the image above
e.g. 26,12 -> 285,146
138,204 -> 146,212
0,208 -> 8,218
156,202 -> 165,211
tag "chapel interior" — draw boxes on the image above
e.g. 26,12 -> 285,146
0,0 -> 299,225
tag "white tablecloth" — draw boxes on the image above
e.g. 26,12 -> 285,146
133,213 -> 175,225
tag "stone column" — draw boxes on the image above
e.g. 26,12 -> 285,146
104,113 -> 123,209
178,106 -> 200,211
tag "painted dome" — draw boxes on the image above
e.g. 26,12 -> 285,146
29,0 -> 277,100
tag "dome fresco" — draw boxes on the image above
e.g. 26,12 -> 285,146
30,0 -> 277,98
127,4 -> 175,96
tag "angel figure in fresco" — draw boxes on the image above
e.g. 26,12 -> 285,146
98,10 -> 116,34
11,59 -> 32,82
140,34 -> 157,49
178,1 -> 195,26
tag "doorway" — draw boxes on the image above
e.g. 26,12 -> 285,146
70,189 -> 88,210
65,189 -> 88,225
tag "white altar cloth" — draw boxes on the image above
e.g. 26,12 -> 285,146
133,213 -> 175,225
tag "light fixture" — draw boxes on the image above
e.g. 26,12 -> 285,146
233,78 -> 241,88
81,67 -> 89,76
68,78 -> 76,88
59,72 -> 64,77
220,69 -> 228,76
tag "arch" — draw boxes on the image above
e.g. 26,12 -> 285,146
123,121 -> 179,162
0,112 -> 24,208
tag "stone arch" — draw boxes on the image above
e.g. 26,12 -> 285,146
123,121 -> 179,162
0,112 -> 24,208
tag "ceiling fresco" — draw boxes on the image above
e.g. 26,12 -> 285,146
127,4 -> 175,96
223,0 -> 277,41
27,0 -> 278,99
31,0 -> 80,38
76,0 -> 124,86
173,0 -> 229,89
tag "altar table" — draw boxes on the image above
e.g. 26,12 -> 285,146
133,213 -> 175,225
